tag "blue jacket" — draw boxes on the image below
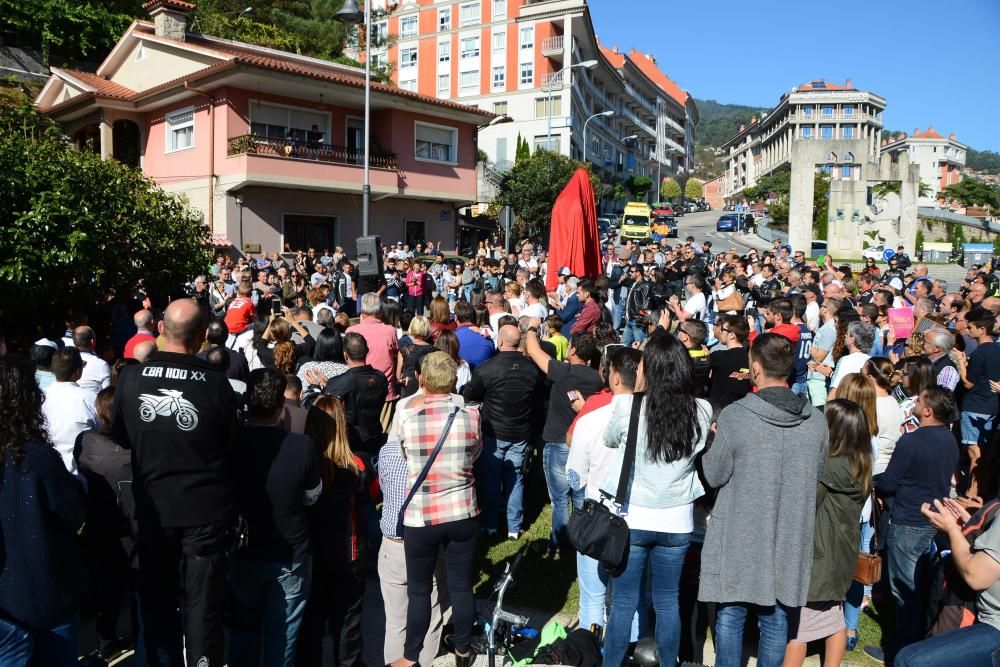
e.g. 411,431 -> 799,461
601,394 -> 712,509
0,441 -> 86,629
558,293 -> 581,336
455,324 -> 495,369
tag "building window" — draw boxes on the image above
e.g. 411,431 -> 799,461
438,8 -> 451,32
399,77 -> 417,92
844,152 -> 854,162
821,105 -> 833,117
249,100 -> 328,143
843,105 -> 854,117
493,101 -> 508,115
166,107 -> 194,152
820,125 -> 833,139
492,66 -> 505,89
842,125 -> 854,139
415,121 -> 458,163
534,97 -> 562,118
493,31 -> 505,54
801,125 -> 813,139
371,52 -> 388,69
371,21 -> 388,45
400,15 -> 418,38
534,135 -> 560,153
841,165 -> 852,178
438,41 -> 450,62
400,47 -> 417,68
459,2 -> 480,26
520,26 -> 533,50
459,70 -> 479,94
460,36 -> 480,58
519,61 -> 533,85
802,106 -> 813,117
492,0 -> 506,19
437,74 -> 450,97
820,164 -> 831,175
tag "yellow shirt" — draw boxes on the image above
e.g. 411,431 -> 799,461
547,333 -> 569,361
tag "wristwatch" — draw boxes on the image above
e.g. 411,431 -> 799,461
527,327 -> 539,334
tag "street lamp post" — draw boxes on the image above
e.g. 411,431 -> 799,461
544,59 -> 598,152
234,193 -> 245,252
583,110 -> 613,163
335,0 -> 371,237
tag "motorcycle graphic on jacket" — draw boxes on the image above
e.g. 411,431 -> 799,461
137,389 -> 200,431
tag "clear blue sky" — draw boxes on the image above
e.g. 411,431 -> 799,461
589,0 -> 1000,152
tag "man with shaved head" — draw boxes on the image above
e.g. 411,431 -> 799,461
462,324 -> 543,539
112,297 -> 240,667
125,309 -> 157,359
73,324 -> 111,392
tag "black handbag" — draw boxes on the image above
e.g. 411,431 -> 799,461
567,392 -> 643,576
396,408 -> 460,537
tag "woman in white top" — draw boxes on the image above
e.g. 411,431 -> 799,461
863,358 -> 903,476
600,331 -> 713,667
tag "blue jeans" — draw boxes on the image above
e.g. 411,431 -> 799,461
0,614 -> 79,667
961,411 -> 995,447
576,553 -> 642,639
604,530 -> 690,667
896,623 -> 1000,667
613,300 -> 624,330
0,616 -> 31,667
844,520 -> 876,631
714,602 -> 791,667
790,381 -> 807,397
622,320 -> 647,346
543,442 -> 583,548
886,521 -> 938,655
229,558 -> 311,667
480,437 -> 528,534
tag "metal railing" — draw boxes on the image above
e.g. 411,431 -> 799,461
227,134 -> 398,170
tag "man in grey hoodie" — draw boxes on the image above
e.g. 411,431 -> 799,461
698,333 -> 829,667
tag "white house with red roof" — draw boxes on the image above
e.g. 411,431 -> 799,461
35,0 -> 493,255
881,127 -> 967,207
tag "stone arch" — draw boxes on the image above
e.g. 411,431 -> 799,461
826,151 -> 837,163
843,151 -> 855,163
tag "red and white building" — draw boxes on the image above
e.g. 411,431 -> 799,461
880,127 -> 967,207
363,0 -> 696,203
35,0 -> 492,255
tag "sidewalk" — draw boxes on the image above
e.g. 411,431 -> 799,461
733,230 -> 775,253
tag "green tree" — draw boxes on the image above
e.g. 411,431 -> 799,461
916,228 -> 925,253
813,172 -> 830,241
515,134 -> 531,165
685,178 -> 704,200
946,222 -> 966,258
0,99 -> 212,343
625,175 -> 653,200
661,177 -> 681,201
942,177 -> 1000,210
495,151 -> 597,236
0,0 -> 138,65
743,169 -> 791,203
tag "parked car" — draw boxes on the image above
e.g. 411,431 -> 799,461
716,214 -> 738,232
862,245 -> 886,260
686,202 -> 698,213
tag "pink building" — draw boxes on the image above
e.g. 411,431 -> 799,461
35,0 -> 492,255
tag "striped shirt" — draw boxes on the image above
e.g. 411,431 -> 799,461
377,440 -> 409,539
399,394 -> 481,527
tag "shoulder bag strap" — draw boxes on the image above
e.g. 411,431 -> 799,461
614,393 -> 644,507
397,407 -> 460,532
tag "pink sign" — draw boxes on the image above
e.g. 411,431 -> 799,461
888,307 -> 915,340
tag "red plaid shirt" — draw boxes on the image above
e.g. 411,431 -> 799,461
399,394 -> 482,527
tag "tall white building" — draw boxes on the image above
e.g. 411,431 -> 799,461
881,128 -> 966,206
364,0 -> 696,203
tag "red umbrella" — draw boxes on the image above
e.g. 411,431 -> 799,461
546,168 -> 602,292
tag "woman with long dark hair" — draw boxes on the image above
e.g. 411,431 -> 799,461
896,355 -> 937,433
296,396 -> 372,666
0,356 -> 87,665
601,330 -> 713,666
297,328 -> 348,390
785,399 -> 872,665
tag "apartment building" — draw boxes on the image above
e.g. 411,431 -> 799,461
721,79 -> 886,204
367,0 -> 695,201
35,0 -> 489,254
880,127 -> 967,206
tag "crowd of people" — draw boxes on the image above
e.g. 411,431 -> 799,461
2,233 -> 1000,667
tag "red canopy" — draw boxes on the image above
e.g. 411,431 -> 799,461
546,168 -> 602,292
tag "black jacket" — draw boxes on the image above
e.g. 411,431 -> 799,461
323,364 -> 388,455
462,351 -> 543,441
112,351 -> 240,528
625,280 -> 653,320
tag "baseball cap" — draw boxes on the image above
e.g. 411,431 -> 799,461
889,277 -> 904,291
559,266 -> 571,276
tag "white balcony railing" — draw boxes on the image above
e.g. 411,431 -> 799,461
541,35 -> 564,56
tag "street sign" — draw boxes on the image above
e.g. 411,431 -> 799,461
500,206 -> 514,254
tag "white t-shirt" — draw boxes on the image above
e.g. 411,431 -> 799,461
42,382 -> 97,474
683,292 -> 707,321
805,301 -> 821,332
830,351 -> 871,389
566,403 -> 620,502
520,302 -> 549,319
873,394 -> 903,475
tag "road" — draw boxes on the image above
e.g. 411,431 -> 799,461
613,208 -> 764,255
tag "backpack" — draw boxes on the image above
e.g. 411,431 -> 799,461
925,499 -> 1000,636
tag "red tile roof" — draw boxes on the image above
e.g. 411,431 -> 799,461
53,68 -> 136,100
599,44 -> 625,68
142,0 -> 197,12
913,127 -> 944,139
626,50 -> 687,106
797,79 -> 853,92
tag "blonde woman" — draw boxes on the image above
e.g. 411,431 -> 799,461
297,396 -> 372,666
